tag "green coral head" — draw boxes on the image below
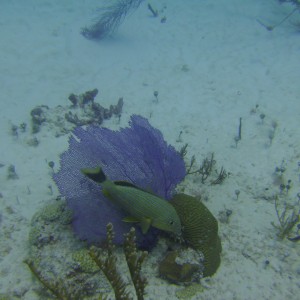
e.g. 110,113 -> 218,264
170,193 -> 222,277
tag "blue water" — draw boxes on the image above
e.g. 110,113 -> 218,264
0,0 -> 300,299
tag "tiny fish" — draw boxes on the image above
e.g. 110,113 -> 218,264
81,167 -> 182,236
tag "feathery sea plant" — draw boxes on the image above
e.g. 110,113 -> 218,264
184,152 -> 228,185
89,223 -> 131,300
81,0 -> 145,39
24,259 -> 77,300
89,223 -> 148,300
185,153 -> 215,182
123,227 -> 148,300
271,195 -> 300,239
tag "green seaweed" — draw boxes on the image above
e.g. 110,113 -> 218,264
184,152 -> 228,185
89,223 -> 131,300
271,195 -> 299,240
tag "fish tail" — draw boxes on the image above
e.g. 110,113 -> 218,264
81,167 -> 106,183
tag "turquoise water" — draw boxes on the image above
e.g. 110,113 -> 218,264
0,0 -> 300,299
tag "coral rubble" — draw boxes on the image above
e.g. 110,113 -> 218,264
30,89 -> 123,135
159,248 -> 204,284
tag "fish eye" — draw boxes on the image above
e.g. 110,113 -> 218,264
169,220 -> 174,225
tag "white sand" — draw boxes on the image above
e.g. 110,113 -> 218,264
1,0 -> 300,299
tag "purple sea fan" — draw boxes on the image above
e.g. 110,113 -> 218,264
53,115 -> 186,246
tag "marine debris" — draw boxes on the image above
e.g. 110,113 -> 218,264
81,0 -> 145,39
30,88 -> 123,135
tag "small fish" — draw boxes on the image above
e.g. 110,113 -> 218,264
81,167 -> 182,236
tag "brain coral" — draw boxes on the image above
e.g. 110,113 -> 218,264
170,193 -> 222,277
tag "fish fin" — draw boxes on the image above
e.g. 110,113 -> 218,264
114,181 -> 142,188
140,217 -> 152,234
114,180 -> 145,192
114,181 -> 156,195
123,216 -> 140,223
81,167 -> 106,183
143,186 -> 156,195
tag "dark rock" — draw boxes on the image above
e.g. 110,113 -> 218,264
159,249 -> 204,284
30,105 -> 48,133
81,89 -> 98,106
68,93 -> 79,106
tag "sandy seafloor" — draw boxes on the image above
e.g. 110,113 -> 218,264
1,0 -> 300,299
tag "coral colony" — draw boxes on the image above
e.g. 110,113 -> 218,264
53,115 -> 186,247
51,114 -> 222,296
81,0 -> 145,39
25,114 -> 222,298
